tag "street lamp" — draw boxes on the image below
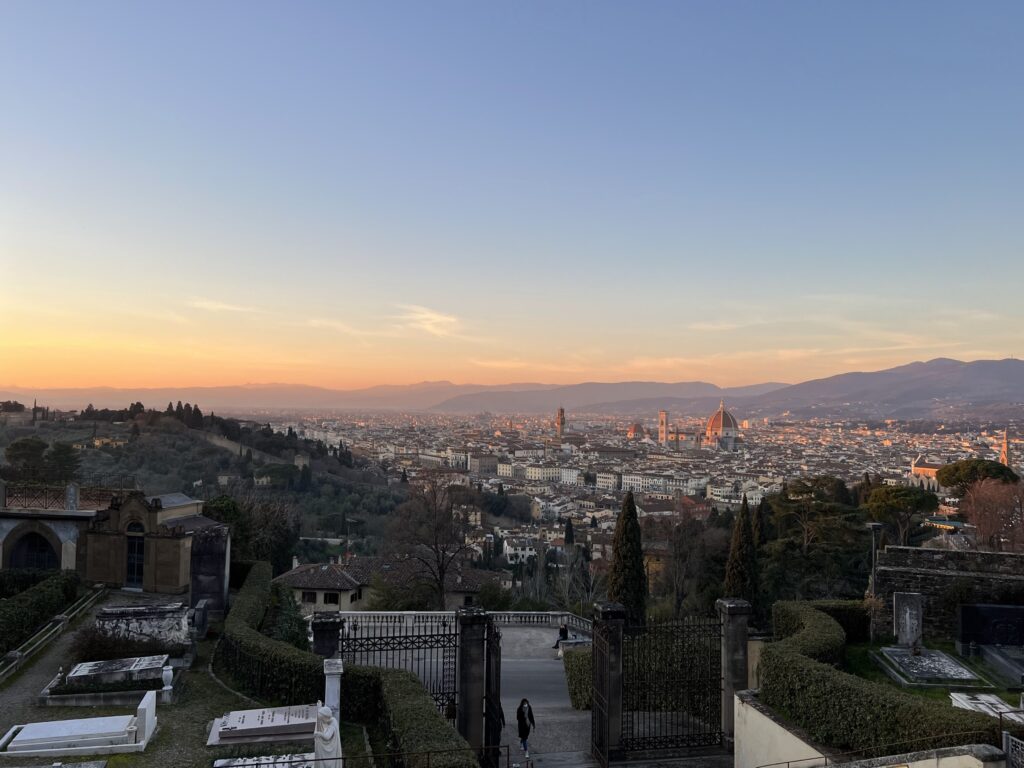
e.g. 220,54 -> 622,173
867,522 -> 884,594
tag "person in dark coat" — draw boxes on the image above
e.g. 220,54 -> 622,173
516,698 -> 536,757
551,622 -> 569,649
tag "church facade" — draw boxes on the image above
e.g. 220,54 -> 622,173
0,480 -> 230,614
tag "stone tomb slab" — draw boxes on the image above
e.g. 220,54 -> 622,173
5,715 -> 135,752
951,692 -> 1024,724
876,647 -> 983,688
67,655 -> 169,685
207,705 -> 318,747
213,755 -> 316,767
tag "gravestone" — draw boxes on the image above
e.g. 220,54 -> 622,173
213,756 -> 316,767
96,603 -> 190,648
894,592 -> 924,647
951,692 -> 1024,725
5,715 -> 137,752
66,655 -> 169,686
206,704 -> 318,747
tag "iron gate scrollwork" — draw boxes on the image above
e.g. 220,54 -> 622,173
1007,733 -> 1024,768
340,616 -> 460,722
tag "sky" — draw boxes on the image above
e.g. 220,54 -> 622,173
1,1 -> 1022,390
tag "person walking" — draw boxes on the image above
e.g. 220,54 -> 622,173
516,698 -> 536,758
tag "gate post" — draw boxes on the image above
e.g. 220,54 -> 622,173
716,598 -> 751,749
457,607 -> 487,754
594,602 -> 626,763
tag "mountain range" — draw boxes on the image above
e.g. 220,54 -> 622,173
3,358 -> 1023,419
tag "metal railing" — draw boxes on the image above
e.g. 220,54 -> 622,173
313,610 -> 592,635
212,745 -> 511,768
0,584 -> 106,685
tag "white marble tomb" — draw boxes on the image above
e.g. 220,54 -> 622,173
206,704 -> 318,747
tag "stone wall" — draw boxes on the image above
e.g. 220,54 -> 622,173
874,546 -> 1024,638
95,603 -> 191,647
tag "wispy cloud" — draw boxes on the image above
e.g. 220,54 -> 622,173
306,318 -> 399,338
394,304 -> 462,337
471,358 -> 587,373
188,297 -> 263,313
686,321 -> 741,332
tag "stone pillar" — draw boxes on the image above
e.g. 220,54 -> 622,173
324,658 -> 344,720
457,607 -> 488,754
595,602 -> 626,762
312,613 -> 344,658
717,598 -> 752,749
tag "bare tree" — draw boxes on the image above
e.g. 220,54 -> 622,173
388,474 -> 472,610
964,479 -> 1024,552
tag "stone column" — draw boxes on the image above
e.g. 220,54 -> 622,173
324,658 -> 344,720
312,613 -> 344,658
717,598 -> 752,749
595,602 -> 626,762
457,607 -> 488,754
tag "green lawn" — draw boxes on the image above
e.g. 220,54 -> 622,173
844,640 -> 1019,706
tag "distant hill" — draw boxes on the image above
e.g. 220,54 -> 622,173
0,381 -> 556,412
747,358 -> 1024,418
429,381 -> 788,414
5,358 -> 1022,418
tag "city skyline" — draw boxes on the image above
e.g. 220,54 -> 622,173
3,2 -> 1023,388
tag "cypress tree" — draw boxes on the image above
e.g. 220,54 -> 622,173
565,517 -> 575,547
724,495 -> 757,603
608,491 -> 647,626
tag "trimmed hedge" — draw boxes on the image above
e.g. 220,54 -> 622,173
811,600 -> 871,644
0,570 -> 80,655
0,568 -> 55,598
216,562 -> 475,767
213,561 -> 323,705
563,648 -> 592,710
760,600 -> 1019,756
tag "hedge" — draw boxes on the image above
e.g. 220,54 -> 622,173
563,648 -> 592,709
811,600 -> 871,644
0,568 -> 55,598
213,561 -> 323,705
0,570 -> 80,655
216,562 -> 475,767
760,600 -> 1019,756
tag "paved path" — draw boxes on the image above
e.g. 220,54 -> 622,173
0,589 -> 146,733
499,626 -> 592,759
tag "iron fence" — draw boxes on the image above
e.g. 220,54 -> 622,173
339,615 -> 460,722
620,616 -> 723,753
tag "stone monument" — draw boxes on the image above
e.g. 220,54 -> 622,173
313,706 -> 342,768
894,592 -> 924,648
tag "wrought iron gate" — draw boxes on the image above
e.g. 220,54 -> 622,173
621,616 -> 722,752
482,616 -> 504,768
591,608 -> 722,765
340,615 -> 460,721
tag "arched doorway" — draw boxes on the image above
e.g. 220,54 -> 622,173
10,531 -> 59,570
125,521 -> 145,588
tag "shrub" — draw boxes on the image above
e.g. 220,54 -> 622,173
563,648 -> 592,709
265,582 -> 311,651
0,568 -> 55,598
69,624 -> 188,664
213,561 -> 323,705
760,600 -> 1018,755
811,600 -> 870,644
0,570 -> 80,655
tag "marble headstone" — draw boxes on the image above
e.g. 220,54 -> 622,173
894,592 -> 924,647
207,704 -> 318,746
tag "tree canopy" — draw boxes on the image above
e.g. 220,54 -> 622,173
936,459 -> 1019,497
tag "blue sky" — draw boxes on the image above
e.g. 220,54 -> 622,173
1,2 -> 1021,388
